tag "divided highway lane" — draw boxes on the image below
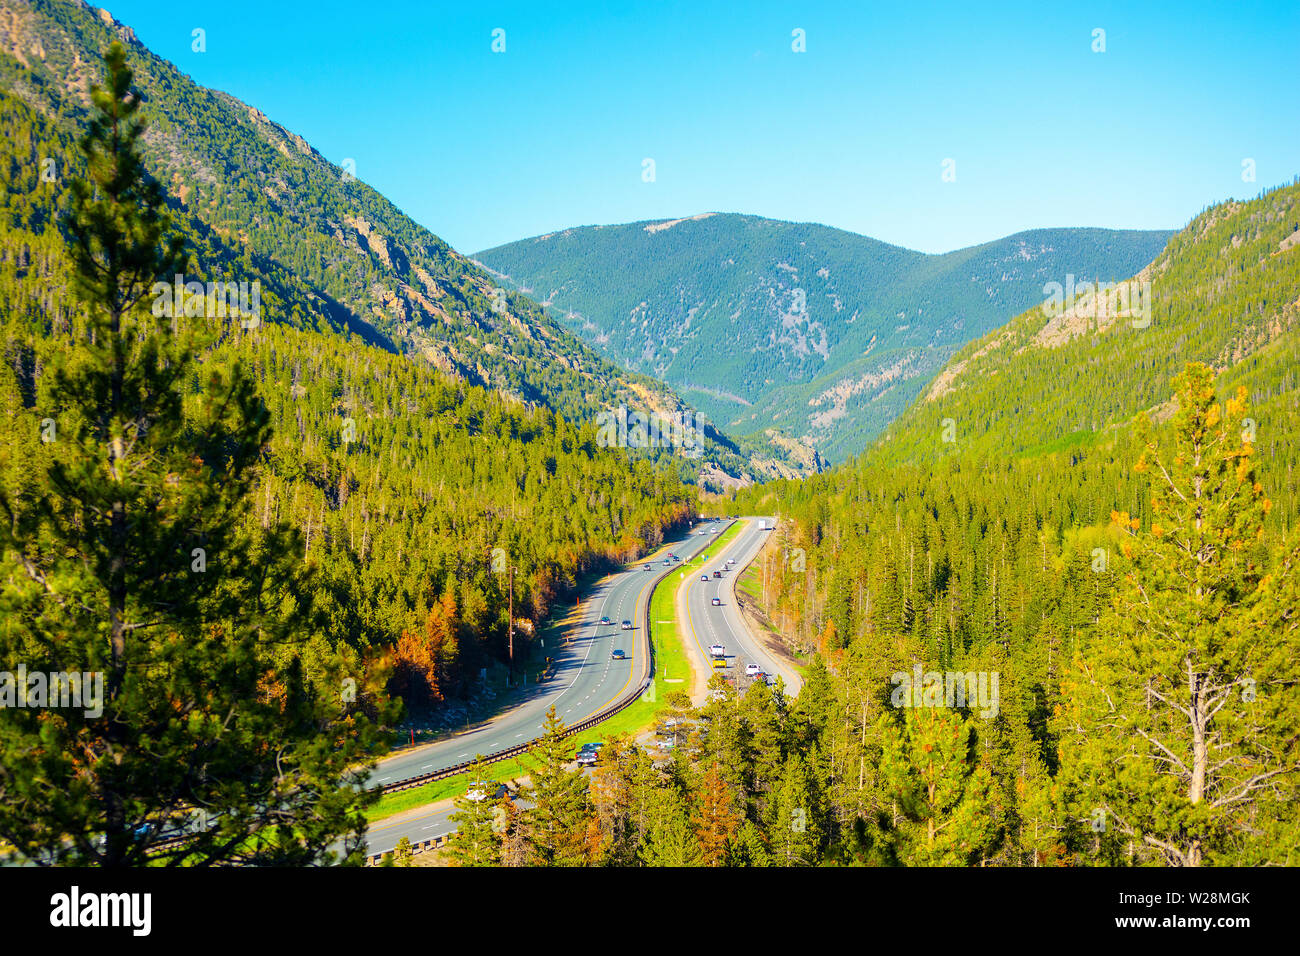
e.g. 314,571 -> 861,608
684,517 -> 803,698
365,519 -> 732,791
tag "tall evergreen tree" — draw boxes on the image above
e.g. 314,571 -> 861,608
0,43 -> 383,866
1059,363 -> 1298,866
446,758 -> 504,867
877,707 -> 995,865
524,705 -> 591,865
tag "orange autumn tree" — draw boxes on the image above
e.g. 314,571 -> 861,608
388,589 -> 461,707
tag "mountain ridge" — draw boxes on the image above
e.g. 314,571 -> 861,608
475,212 -> 1175,462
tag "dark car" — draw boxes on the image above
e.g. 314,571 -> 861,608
713,570 -> 722,578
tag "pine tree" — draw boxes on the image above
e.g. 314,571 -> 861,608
877,706 -> 995,865
524,705 -> 591,865
1059,363 -> 1295,865
692,760 -> 741,866
446,758 -> 503,866
768,752 -> 824,865
639,783 -> 700,867
0,43 -> 384,866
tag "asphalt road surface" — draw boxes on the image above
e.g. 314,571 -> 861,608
363,516 -> 798,858
680,517 -> 803,701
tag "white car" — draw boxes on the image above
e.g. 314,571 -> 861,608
745,663 -> 761,677
711,597 -> 722,606
708,643 -> 725,658
466,781 -> 505,802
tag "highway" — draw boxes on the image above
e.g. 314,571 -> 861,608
363,516 -> 799,859
362,517 -> 735,855
679,517 -> 804,701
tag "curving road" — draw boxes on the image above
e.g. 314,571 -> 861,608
363,517 -> 734,855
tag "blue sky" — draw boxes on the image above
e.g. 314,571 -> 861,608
104,0 -> 1299,255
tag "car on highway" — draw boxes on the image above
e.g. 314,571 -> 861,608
700,574 -> 709,582
713,570 -> 722,578
669,553 -> 679,561
621,619 -> 633,630
711,658 -> 727,670
708,643 -> 725,657
644,564 -> 653,571
611,648 -> 626,660
745,663 -> 761,677
599,616 -> 611,626
466,781 -> 506,802
711,597 -> 722,606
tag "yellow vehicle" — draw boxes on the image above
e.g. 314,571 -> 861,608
711,657 -> 727,670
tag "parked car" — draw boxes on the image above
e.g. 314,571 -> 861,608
611,648 -> 626,660
576,749 -> 599,766
711,597 -> 722,606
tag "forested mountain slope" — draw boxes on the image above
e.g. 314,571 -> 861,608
477,213 -> 1173,462
873,179 -> 1300,470
721,180 -> 1300,866
0,9 -> 699,708
0,0 -> 762,484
